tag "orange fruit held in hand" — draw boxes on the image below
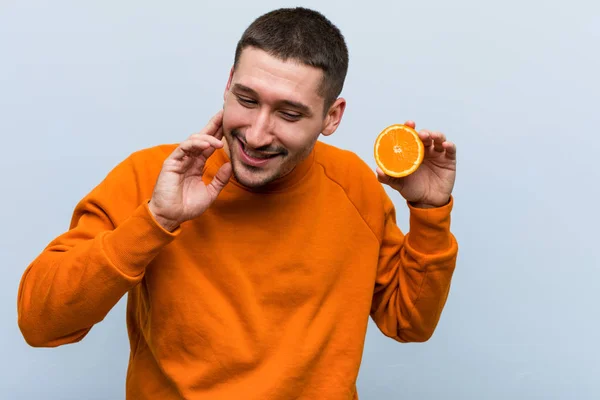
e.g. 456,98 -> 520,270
374,124 -> 425,178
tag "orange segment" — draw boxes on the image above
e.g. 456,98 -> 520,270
374,124 -> 424,177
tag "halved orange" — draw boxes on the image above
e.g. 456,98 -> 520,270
374,124 -> 424,177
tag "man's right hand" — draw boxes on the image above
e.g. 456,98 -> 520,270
148,110 -> 232,232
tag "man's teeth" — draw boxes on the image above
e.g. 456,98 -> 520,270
248,153 -> 274,159
243,146 -> 277,159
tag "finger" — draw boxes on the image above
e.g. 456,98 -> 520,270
443,141 -> 457,160
168,142 -> 204,162
169,117 -> 224,162
206,162 -> 232,200
198,110 -> 224,138
404,120 -> 416,129
430,131 -> 447,143
199,140 -> 222,161
418,130 -> 433,147
180,138 -> 213,154
171,137 -> 220,162
188,133 -> 224,149
214,126 -> 224,141
190,138 -> 226,162
429,131 -> 447,152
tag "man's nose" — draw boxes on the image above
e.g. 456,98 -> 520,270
244,109 -> 274,149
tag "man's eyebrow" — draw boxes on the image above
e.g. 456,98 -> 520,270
232,83 -> 314,117
232,83 -> 259,96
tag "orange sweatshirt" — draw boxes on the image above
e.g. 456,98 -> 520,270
18,140 -> 458,399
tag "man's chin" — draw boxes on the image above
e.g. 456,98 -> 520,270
230,159 -> 280,189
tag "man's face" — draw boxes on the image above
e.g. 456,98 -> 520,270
222,47 -> 344,189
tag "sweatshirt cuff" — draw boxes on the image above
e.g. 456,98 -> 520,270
103,199 -> 181,277
406,195 -> 455,255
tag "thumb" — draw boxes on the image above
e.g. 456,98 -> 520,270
207,162 -> 232,199
376,167 -> 394,185
376,167 -> 404,191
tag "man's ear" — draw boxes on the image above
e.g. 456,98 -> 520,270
224,66 -> 234,101
321,98 -> 347,136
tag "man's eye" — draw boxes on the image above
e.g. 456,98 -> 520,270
237,96 -> 257,106
280,111 -> 302,121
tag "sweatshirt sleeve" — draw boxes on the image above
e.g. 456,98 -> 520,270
370,195 -> 458,342
17,156 -> 180,348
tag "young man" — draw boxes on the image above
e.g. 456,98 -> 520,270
17,7 -> 458,400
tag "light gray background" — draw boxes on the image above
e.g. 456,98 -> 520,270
1,1 -> 599,399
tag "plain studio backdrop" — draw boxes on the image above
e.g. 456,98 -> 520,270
1,1 -> 598,399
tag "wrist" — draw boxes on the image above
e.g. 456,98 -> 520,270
409,196 -> 451,209
155,216 -> 180,233
148,200 -> 180,232
409,202 -> 438,209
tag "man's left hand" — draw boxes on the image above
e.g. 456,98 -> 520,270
376,121 -> 456,208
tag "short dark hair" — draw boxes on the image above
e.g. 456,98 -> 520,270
233,7 -> 349,112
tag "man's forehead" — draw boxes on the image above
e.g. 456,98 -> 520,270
235,48 -> 324,92
232,49 -> 324,112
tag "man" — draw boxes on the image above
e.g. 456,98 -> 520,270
17,7 -> 458,400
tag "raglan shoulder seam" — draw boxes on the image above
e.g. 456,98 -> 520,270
314,158 -> 382,245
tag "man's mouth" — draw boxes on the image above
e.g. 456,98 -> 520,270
237,138 -> 281,167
